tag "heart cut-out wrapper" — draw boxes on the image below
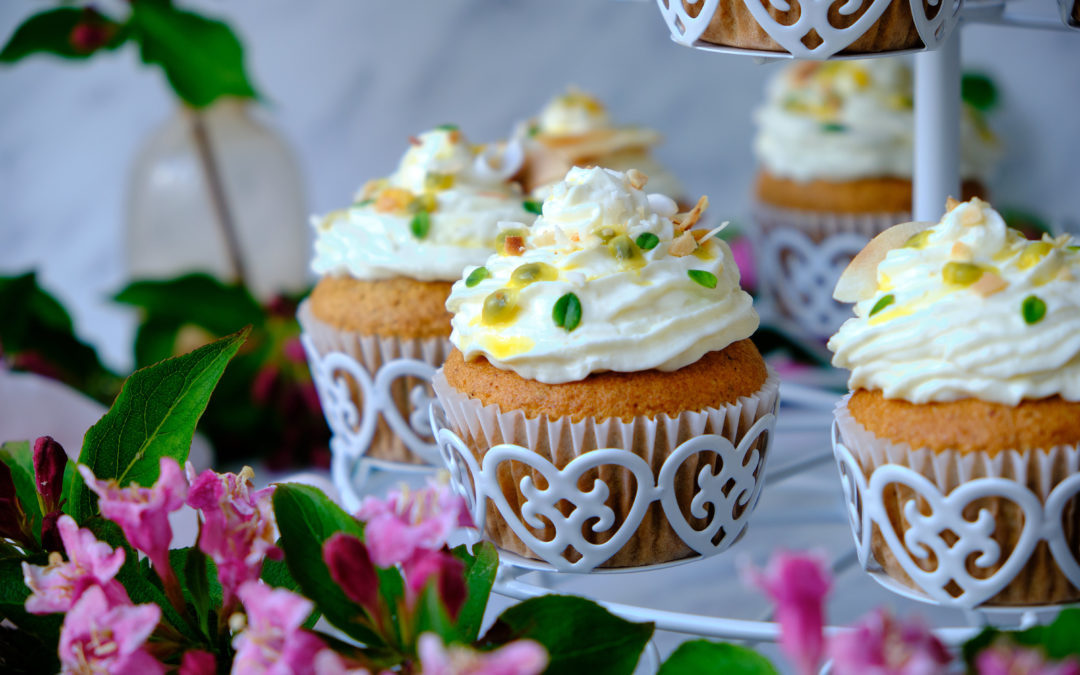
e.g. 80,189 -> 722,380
432,368 -> 780,571
298,300 -> 450,466
657,0 -> 961,59
750,203 -> 907,339
833,396 -> 1080,607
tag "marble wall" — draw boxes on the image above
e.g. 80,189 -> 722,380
1,0 -> 1078,370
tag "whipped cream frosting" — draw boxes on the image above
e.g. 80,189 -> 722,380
447,167 -> 758,384
311,127 -> 536,282
829,199 -> 1080,405
536,88 -> 612,135
755,58 -> 1000,183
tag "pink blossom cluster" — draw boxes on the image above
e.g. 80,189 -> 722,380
750,551 -> 1080,675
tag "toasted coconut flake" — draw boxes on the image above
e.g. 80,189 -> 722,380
505,236 -> 525,256
950,242 -> 973,260
626,169 -> 648,190
945,196 -> 961,212
834,220 -> 932,303
971,270 -> 1008,297
669,231 -> 698,257
960,206 -> 983,227
672,196 -> 709,233
693,220 -> 730,243
375,187 -> 414,214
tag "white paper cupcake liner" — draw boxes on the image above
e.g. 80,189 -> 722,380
833,395 -> 1080,607
431,367 -> 780,572
749,203 -> 909,340
297,300 -> 451,466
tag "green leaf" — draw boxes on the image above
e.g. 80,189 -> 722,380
688,270 -> 718,289
0,559 -> 62,662
410,210 -> 431,239
452,542 -> 498,642
658,640 -> 777,675
522,199 -> 543,215
869,294 -> 895,317
0,273 -> 120,403
414,581 -> 457,645
182,545 -> 212,639
465,267 -> 490,288
480,595 -> 653,675
272,483 -> 388,647
635,233 -> 660,251
963,609 -> 1080,668
0,8 -> 125,63
128,3 -> 259,108
552,293 -> 582,332
1022,295 -> 1047,325
115,274 -> 264,338
0,441 -> 42,545
69,329 -> 248,521
961,72 -> 998,111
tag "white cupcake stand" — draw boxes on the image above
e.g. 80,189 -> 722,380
314,3 -> 1080,671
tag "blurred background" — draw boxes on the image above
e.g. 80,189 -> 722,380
2,0 -> 1078,374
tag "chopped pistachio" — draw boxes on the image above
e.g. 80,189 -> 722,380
635,233 -> 660,251
688,270 -> 718,289
869,294 -> 895,317
522,199 -> 543,215
1022,295 -> 1047,325
410,210 -> 431,239
552,293 -> 582,332
465,267 -> 490,288
482,289 -> 520,325
942,261 -> 984,286
607,234 -> 644,268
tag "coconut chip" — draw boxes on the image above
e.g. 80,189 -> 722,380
672,196 -> 709,233
834,220 -> 932,302
971,270 -> 1007,297
669,231 -> 698,257
626,169 -> 648,190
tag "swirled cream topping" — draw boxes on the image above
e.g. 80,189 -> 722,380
829,198 -> 1080,404
755,58 -> 1000,182
447,166 -> 758,384
311,127 -> 536,282
536,88 -> 612,136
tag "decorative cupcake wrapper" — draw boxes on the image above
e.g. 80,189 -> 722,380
750,203 -> 908,340
298,300 -> 451,478
655,0 -> 961,59
832,395 -> 1080,608
430,368 -> 781,573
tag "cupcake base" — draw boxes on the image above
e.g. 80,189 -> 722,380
833,395 -> 1080,607
431,356 -> 780,572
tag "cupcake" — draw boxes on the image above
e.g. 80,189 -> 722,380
432,166 -> 779,568
751,58 -> 999,338
515,88 -> 685,204
660,0 -> 944,55
301,126 -> 538,463
829,197 -> 1080,605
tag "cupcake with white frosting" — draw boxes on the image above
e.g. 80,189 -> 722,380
432,166 -> 779,567
751,58 -> 1000,338
301,125 -> 537,463
515,88 -> 685,205
828,197 -> 1080,605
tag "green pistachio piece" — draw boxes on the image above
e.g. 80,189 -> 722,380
821,122 -> 847,133
869,294 -> 895,317
465,267 -> 490,288
1022,295 -> 1047,325
635,233 -> 660,251
607,234 -> 643,266
688,270 -> 718,289
522,199 -> 543,215
410,210 -> 431,239
552,293 -> 582,332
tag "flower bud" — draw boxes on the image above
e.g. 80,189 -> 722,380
33,436 -> 67,513
323,533 -> 379,617
40,510 -> 63,553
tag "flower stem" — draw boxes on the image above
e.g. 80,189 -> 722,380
188,108 -> 249,288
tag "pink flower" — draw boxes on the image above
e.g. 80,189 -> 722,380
58,585 -> 163,675
323,533 -> 380,617
417,633 -> 547,675
179,650 -> 217,675
728,235 -> 756,291
406,549 -> 467,620
356,481 -> 472,568
78,457 -> 187,578
829,609 -> 951,675
976,644 -> 1080,675
234,581 -> 326,675
23,514 -> 129,614
187,466 -> 279,607
746,550 -> 832,675
313,650 -> 373,675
